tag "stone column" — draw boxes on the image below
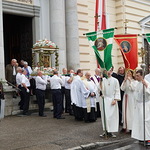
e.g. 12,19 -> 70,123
32,3 -> 40,65
0,1 -> 5,80
50,0 -> 66,71
65,0 -> 80,71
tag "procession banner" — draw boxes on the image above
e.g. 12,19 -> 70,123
114,34 -> 138,70
86,28 -> 114,71
145,33 -> 150,45
95,0 -> 106,31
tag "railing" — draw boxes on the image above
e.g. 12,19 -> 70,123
4,0 -> 33,4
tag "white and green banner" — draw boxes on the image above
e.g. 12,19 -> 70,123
86,28 -> 114,71
145,33 -> 150,45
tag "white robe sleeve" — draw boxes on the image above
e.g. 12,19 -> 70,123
145,80 -> 150,95
80,80 -> 90,98
129,80 -> 137,91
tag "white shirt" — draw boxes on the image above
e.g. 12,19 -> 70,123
21,74 -> 30,87
23,66 -> 33,75
49,75 -> 62,89
65,76 -> 71,89
16,73 -> 23,86
61,75 -> 66,87
36,76 -> 47,90
13,66 -> 16,76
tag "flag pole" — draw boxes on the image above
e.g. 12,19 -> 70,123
100,75 -> 107,139
140,46 -> 147,146
141,62 -> 146,146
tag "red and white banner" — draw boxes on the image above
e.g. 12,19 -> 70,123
114,34 -> 138,70
95,0 -> 107,31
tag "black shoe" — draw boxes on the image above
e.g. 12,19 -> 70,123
13,95 -> 17,98
57,116 -> 65,119
99,132 -> 108,138
39,114 -> 47,117
108,133 -> 116,138
119,123 -> 123,126
120,128 -> 126,133
23,112 -> 31,116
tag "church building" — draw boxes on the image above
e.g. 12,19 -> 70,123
0,0 -> 150,116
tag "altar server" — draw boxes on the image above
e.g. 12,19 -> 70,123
132,69 -> 150,146
121,70 -> 137,132
100,68 -> 121,138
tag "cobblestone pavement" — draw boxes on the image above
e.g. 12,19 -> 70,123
0,110 -> 131,150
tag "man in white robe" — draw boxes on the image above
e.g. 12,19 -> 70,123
100,68 -> 121,138
132,69 -> 150,146
83,72 -> 97,122
71,69 -> 90,121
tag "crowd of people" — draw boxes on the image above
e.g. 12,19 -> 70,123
4,58 -> 150,145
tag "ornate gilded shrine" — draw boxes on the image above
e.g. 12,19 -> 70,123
32,39 -> 59,71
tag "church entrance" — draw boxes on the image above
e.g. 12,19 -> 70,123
3,14 -> 33,66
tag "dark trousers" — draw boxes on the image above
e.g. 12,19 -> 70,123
96,102 -> 101,118
118,100 -> 123,125
21,87 -> 30,114
30,78 -> 36,95
52,89 -> 62,118
65,89 -> 71,113
18,85 -> 24,110
118,91 -> 124,125
36,89 -> 45,116
61,87 -> 65,112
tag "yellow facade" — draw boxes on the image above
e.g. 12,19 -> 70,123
77,0 -> 150,73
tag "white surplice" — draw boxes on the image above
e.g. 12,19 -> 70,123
131,80 -> 150,141
71,75 -> 90,108
82,79 -> 97,112
121,79 -> 138,130
100,76 -> 121,132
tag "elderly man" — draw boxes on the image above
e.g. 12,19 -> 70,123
35,71 -> 48,117
61,68 -> 68,113
16,67 -> 24,110
5,59 -> 18,98
83,72 -> 97,122
21,70 -> 30,115
49,71 -> 64,119
91,68 -> 101,118
71,69 -> 90,121
5,59 -> 17,85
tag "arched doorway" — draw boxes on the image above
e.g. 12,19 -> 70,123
3,14 -> 33,66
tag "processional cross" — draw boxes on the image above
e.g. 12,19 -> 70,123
124,19 -> 128,34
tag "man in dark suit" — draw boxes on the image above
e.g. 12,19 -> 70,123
5,59 -> 18,98
5,59 -> 17,85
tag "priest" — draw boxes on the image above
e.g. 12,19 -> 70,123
100,68 -> 121,138
83,72 -> 97,122
132,69 -> 150,146
71,69 -> 90,121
